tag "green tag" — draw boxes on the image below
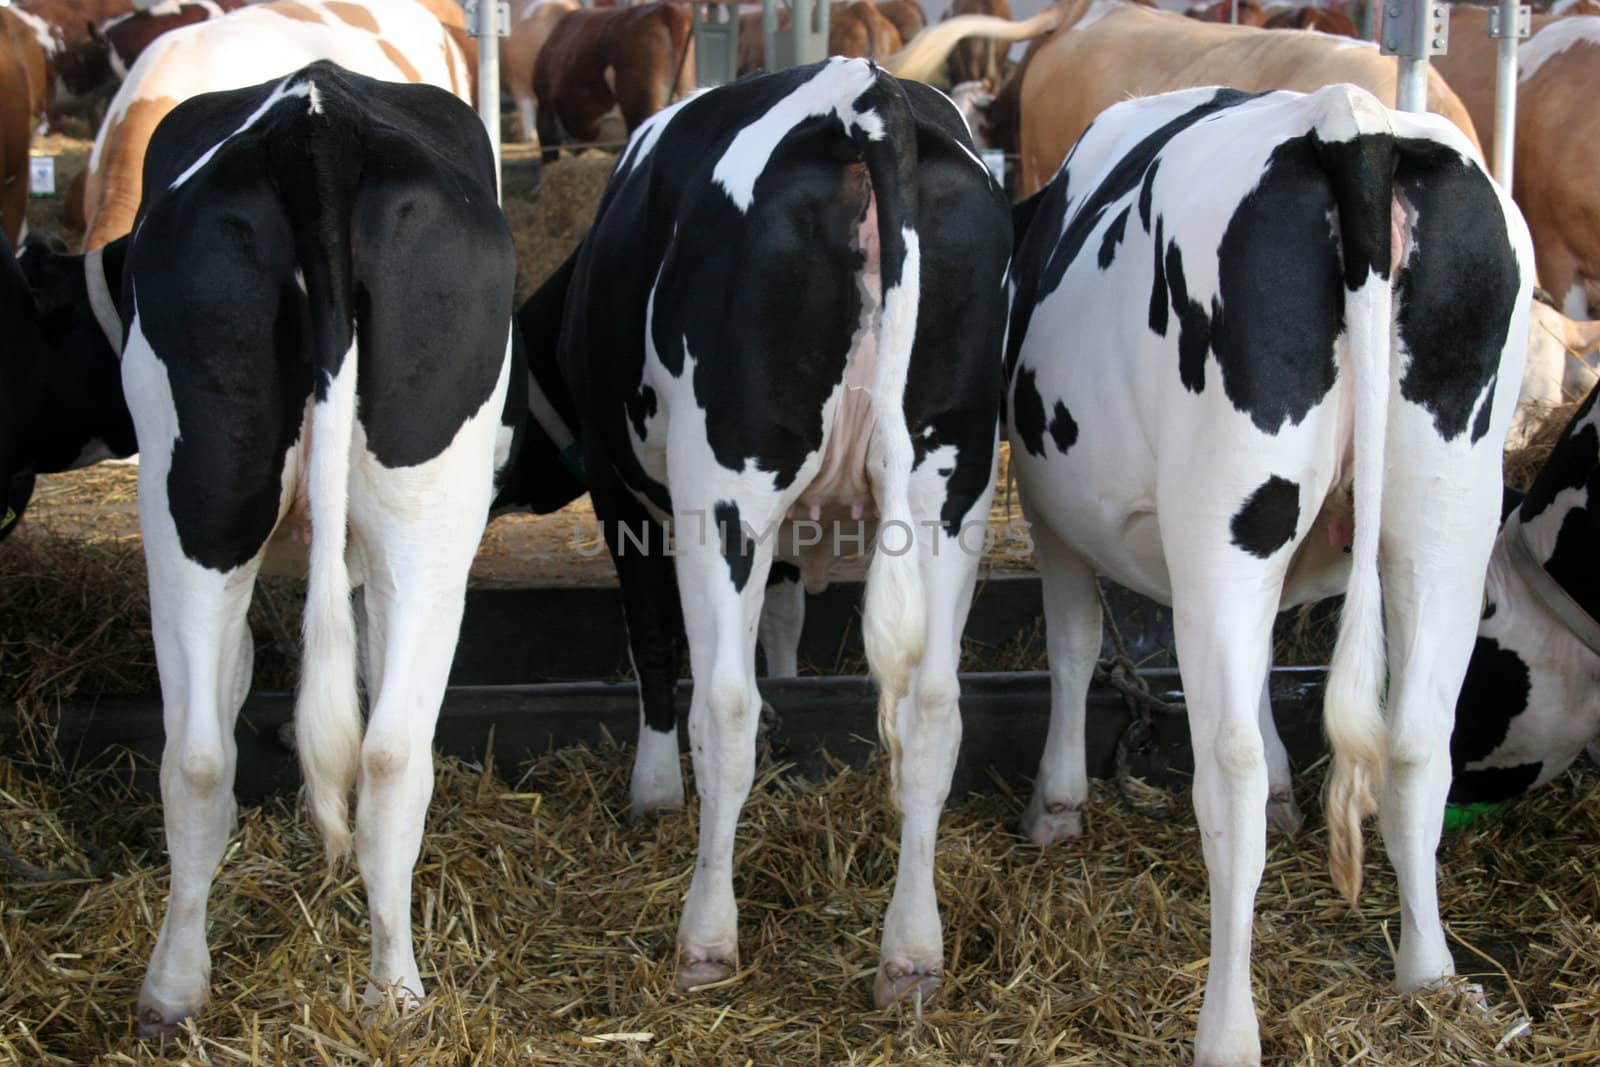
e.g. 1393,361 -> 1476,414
1443,801 -> 1507,832
1,507 -> 15,531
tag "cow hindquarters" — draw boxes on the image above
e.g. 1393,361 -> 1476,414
349,334 -> 513,1005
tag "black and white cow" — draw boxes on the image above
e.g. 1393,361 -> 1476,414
110,61 -> 517,1030
1452,382 -> 1600,802
1005,85 -> 1532,1065
0,230 -> 134,541
507,57 -> 1011,1005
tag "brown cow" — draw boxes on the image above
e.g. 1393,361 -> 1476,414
534,1 -> 694,157
877,0 -> 927,43
1010,0 -> 1481,196
737,0 -> 903,75
503,0 -> 580,142
1,20 -> 32,245
945,0 -> 1011,86
1433,8 -> 1600,315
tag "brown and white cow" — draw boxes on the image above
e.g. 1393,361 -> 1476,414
1433,9 -> 1600,318
943,0 -> 1011,86
101,1 -> 249,82
736,0 -> 903,75
7,0 -> 131,127
80,0 -> 473,250
1,18 -> 32,245
1186,0 -> 1269,24
533,1 -> 694,155
1004,0 -> 1481,196
502,0 -> 580,143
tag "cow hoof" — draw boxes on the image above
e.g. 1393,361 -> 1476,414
1019,796 -> 1083,844
675,952 -> 736,992
873,960 -> 942,1011
629,793 -> 685,823
136,998 -> 199,1037
1266,791 -> 1304,836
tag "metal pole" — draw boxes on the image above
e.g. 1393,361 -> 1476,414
1490,0 -> 1529,188
1230,0 -> 1239,24
1383,0 -> 1446,114
477,1 -> 502,200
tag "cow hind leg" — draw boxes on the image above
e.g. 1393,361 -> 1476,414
1259,661 -> 1303,835
875,454 -> 995,1009
1020,525 -> 1101,844
347,357 -> 510,1005
123,319 -> 281,1034
1374,457 -> 1501,992
1168,555 -> 1281,1067
672,490 -> 782,991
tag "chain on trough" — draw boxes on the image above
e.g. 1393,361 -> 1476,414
1094,581 -> 1185,822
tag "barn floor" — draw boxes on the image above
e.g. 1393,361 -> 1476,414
1,744 -> 1597,1065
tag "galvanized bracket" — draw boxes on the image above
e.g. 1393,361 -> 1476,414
1380,0 -> 1449,57
1486,3 -> 1531,39
464,0 -> 511,37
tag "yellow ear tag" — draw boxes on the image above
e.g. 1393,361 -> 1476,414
1,507 -> 15,531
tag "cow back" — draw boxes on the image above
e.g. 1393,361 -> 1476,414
1016,0 -> 1480,196
82,0 -> 474,250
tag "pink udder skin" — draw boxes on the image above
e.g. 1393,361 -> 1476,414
790,182 -> 883,524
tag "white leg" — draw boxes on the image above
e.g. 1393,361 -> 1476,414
875,451 -> 994,1008
1258,664 -> 1303,836
757,567 -> 804,679
1020,525 -> 1100,844
673,496 -> 778,990
346,362 -> 507,1005
126,335 -> 264,1034
1169,557 -> 1278,1067
136,549 -> 255,1032
518,97 -> 538,145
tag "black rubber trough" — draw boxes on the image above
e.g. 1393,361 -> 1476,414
17,667 -> 1330,804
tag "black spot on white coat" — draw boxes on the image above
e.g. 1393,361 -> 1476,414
1229,475 -> 1300,558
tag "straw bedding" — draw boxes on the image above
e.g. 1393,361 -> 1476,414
1,742 -> 1597,1065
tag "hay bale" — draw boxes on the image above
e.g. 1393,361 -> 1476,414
507,155 -> 617,306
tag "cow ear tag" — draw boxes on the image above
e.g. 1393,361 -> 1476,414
1,507 -> 16,532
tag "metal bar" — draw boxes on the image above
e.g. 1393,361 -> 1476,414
478,1 -> 502,200
6,668 -> 1331,804
1230,0 -> 1239,24
1383,0 -> 1448,114
1490,0 -> 1528,188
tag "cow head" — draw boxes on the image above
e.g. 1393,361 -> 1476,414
1450,383 -> 1600,803
0,231 -> 135,543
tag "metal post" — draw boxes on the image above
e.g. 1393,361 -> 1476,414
1381,0 -> 1448,113
692,1 -> 740,86
1488,0 -> 1531,188
1361,0 -> 1376,41
467,0 -> 510,201
1230,0 -> 1239,24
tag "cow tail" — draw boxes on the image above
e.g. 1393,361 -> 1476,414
279,70 -> 364,863
854,65 -> 925,801
1312,85 -> 1398,910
